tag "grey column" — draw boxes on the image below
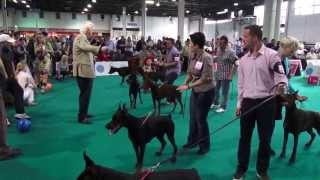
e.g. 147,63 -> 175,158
141,0 -> 146,37
274,0 -> 283,40
199,16 -> 204,33
1,0 -> 7,32
122,7 -> 127,37
178,0 -> 185,40
285,0 -> 295,36
263,0 -> 277,40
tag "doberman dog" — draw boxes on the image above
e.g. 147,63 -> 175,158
126,74 -> 143,109
109,66 -> 130,85
105,105 -> 178,170
279,91 -> 320,164
144,76 -> 183,115
78,152 -> 201,180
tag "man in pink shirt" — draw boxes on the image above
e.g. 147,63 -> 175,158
233,25 -> 287,180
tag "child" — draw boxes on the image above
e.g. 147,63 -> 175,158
54,50 -> 63,80
15,63 -> 36,106
60,50 -> 70,80
143,57 -> 156,73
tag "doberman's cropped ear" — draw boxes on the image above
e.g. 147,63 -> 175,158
83,151 -> 95,167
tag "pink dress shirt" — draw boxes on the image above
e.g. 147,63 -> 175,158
237,45 -> 288,108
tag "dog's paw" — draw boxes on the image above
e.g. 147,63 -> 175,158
279,153 -> 286,159
135,163 -> 143,170
170,156 -> 177,163
155,152 -> 162,156
304,143 -> 311,150
288,158 -> 296,165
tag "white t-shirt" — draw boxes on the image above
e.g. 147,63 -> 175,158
16,71 -> 34,90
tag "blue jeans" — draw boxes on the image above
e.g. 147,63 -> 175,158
213,80 -> 231,109
187,88 -> 215,150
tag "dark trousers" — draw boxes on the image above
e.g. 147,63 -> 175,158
6,79 -> 25,114
237,97 -> 276,173
164,72 -> 178,85
182,56 -> 189,72
187,88 -> 215,150
0,93 -> 7,148
76,77 -> 93,121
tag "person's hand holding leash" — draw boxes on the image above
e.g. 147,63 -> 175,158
275,82 -> 287,95
236,108 -> 241,116
177,84 -> 189,92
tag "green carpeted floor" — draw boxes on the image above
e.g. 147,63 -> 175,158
1,75 -> 320,180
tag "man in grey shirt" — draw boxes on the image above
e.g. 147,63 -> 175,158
156,38 -> 181,85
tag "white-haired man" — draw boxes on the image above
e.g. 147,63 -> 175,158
73,22 -> 107,124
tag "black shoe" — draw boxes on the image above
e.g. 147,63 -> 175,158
86,114 -> 94,119
197,148 -> 209,155
233,169 -> 246,180
257,172 -> 270,180
183,143 -> 197,149
0,148 -> 22,161
78,119 -> 92,124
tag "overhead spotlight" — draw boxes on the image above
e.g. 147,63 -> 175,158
146,0 -> 154,5
134,10 -> 139,14
87,4 -> 92,8
26,4 -> 30,8
156,1 -> 160,7
172,0 -> 176,2
84,8 -> 88,12
216,9 -> 228,15
234,2 -> 239,6
186,10 -> 190,14
81,11 -> 85,14
12,0 -> 18,3
21,0 -> 26,4
92,0 -> 97,3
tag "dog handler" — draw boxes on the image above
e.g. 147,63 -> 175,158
233,25 -> 288,180
177,32 -> 216,155
73,22 -> 107,124
0,45 -> 22,161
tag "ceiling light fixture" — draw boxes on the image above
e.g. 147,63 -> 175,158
172,0 -> 176,2
186,10 -> 190,14
134,10 -> 139,14
146,0 -> 155,5
81,11 -> 85,14
87,4 -> 92,8
21,0 -> 26,4
84,8 -> 88,12
216,9 -> 228,15
156,1 -> 160,7
26,4 -> 30,8
234,2 -> 239,6
92,0 -> 97,3
12,0 -> 18,3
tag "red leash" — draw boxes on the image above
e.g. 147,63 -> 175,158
139,169 -> 153,180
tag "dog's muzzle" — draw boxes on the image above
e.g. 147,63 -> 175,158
107,125 -> 121,136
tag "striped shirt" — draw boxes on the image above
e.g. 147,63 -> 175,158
214,47 -> 238,80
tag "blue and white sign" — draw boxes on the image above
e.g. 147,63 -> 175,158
95,61 -> 128,76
